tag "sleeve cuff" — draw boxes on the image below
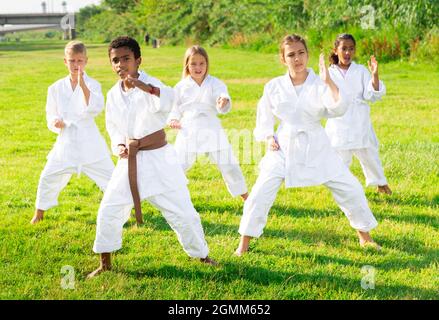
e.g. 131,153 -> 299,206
253,129 -> 274,142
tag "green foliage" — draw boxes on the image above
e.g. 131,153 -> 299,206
75,0 -> 438,62
81,11 -> 144,43
410,27 -> 439,64
103,0 -> 140,13
76,5 -> 104,35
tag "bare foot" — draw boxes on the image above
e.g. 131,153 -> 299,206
200,256 -> 219,266
86,266 -> 110,279
86,253 -> 112,279
234,235 -> 251,257
30,209 -> 44,224
360,241 -> 382,251
377,185 -> 392,195
357,231 -> 381,251
240,192 -> 249,201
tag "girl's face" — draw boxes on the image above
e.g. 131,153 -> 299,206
282,42 -> 309,75
335,39 -> 356,67
188,53 -> 207,83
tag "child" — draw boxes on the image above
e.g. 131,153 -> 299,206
235,34 -> 381,256
87,37 -> 217,278
325,33 -> 391,195
31,41 -> 114,224
167,46 -> 248,201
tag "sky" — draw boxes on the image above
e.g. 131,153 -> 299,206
0,0 -> 102,13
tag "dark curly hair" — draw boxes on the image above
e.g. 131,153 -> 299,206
108,36 -> 141,59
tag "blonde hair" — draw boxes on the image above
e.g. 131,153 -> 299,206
182,45 -> 209,78
64,40 -> 87,56
279,34 -> 308,63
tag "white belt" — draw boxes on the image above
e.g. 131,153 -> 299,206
280,122 -> 321,168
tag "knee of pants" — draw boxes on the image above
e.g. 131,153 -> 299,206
221,166 -> 244,184
244,194 -> 271,218
38,173 -> 58,187
331,174 -> 365,204
337,151 -> 352,167
248,177 -> 281,206
97,202 -> 131,226
169,209 -> 202,232
344,183 -> 367,209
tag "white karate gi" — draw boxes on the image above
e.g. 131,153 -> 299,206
167,75 -> 247,197
93,71 -> 209,258
239,69 -> 378,238
325,62 -> 388,186
35,73 -> 114,210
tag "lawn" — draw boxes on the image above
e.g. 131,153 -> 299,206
0,40 -> 437,299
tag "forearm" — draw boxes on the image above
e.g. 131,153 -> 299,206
80,81 -> 91,105
371,73 -> 379,91
140,82 -> 160,97
326,79 -> 340,102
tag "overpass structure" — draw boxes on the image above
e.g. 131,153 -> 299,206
0,13 -> 76,39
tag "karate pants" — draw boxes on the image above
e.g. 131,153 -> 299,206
93,184 -> 209,259
178,147 -> 248,197
35,157 -> 115,211
337,147 -> 388,186
239,160 -> 378,238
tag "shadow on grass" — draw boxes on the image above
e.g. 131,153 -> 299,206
123,207 -> 438,268
368,192 -> 438,209
119,261 -> 438,299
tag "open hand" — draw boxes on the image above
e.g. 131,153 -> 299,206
319,53 -> 330,84
77,65 -> 84,84
367,55 -> 378,75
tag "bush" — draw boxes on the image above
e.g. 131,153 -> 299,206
410,27 -> 439,64
81,11 -> 144,43
74,0 -> 439,63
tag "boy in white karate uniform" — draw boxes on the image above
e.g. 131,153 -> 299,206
235,35 -> 381,256
325,33 -> 391,195
88,37 -> 216,278
168,46 -> 248,200
31,41 -> 114,224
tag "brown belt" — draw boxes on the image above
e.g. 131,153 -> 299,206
128,129 -> 167,225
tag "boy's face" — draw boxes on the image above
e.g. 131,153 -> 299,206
109,47 -> 141,79
64,51 -> 88,76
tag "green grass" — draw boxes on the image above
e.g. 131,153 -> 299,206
0,41 -> 438,300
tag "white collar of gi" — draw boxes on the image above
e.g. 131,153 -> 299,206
187,74 -> 210,87
330,61 -> 358,75
283,68 -> 316,87
64,71 -> 89,83
64,71 -> 89,92
281,68 -> 317,99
